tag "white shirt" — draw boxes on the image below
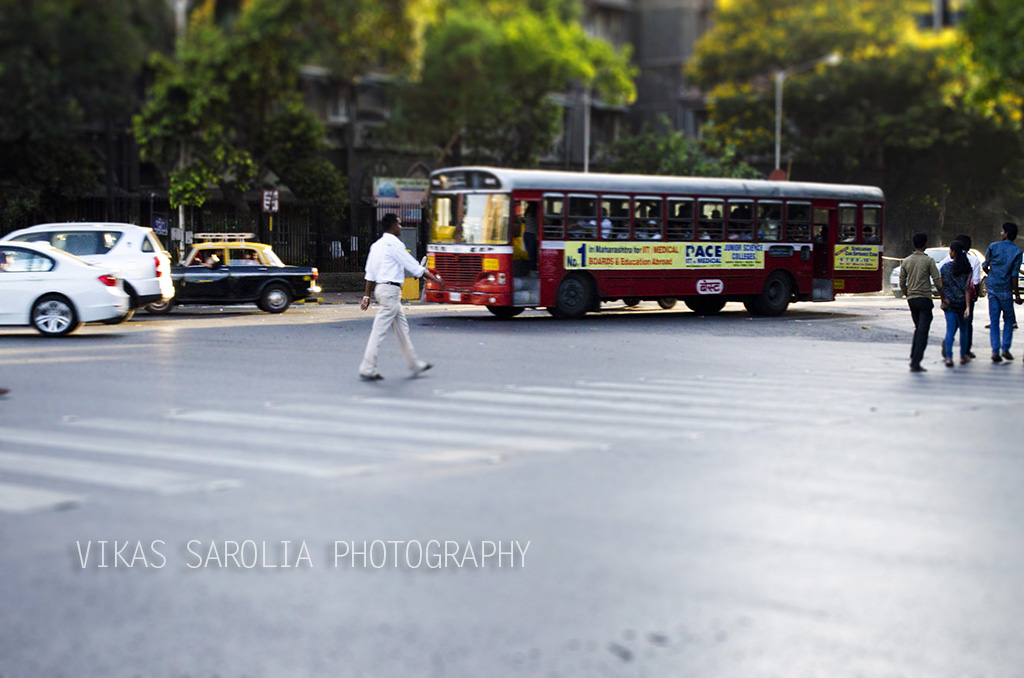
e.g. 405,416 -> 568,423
364,232 -> 424,284
938,251 -> 982,286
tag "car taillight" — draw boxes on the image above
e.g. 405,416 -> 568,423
98,274 -> 118,287
155,256 -> 162,277
312,268 -> 318,280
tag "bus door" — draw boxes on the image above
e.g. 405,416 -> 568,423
812,207 -> 836,301
512,198 -> 541,306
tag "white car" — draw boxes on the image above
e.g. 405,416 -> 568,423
0,242 -> 131,336
890,247 -> 987,298
0,222 -> 173,319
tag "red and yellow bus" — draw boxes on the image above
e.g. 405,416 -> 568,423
424,167 -> 883,319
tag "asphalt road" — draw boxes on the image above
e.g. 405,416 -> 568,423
1,296 -> 1023,677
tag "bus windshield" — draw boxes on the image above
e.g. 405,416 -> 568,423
430,194 -> 510,245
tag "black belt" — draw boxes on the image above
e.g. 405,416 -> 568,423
379,281 -> 402,287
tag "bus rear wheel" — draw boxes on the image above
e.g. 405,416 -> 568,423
750,271 -> 793,316
487,306 -> 524,319
551,273 -> 595,319
657,297 -> 677,310
684,297 -> 726,315
622,297 -> 641,308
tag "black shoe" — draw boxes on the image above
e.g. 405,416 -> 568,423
359,373 -> 384,381
1002,350 -> 1014,360
992,353 -> 1003,363
967,351 -> 977,359
909,365 -> 927,373
0,387 -> 9,396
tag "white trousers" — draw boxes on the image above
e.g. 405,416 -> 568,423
359,285 -> 426,376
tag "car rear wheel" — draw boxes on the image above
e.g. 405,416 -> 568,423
144,300 -> 175,314
31,294 -> 81,337
259,284 -> 292,313
101,308 -> 135,325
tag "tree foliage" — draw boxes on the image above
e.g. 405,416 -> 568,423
132,0 -> 433,211
0,0 -> 169,224
603,117 -> 759,179
687,0 -> 1024,246
393,0 -> 637,167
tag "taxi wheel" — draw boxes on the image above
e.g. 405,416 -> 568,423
101,308 -> 135,325
31,294 -> 81,337
259,284 -> 292,313
144,300 -> 174,315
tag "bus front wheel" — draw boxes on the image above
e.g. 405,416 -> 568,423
487,306 -> 524,319
684,297 -> 726,315
551,274 -> 595,319
751,271 -> 793,316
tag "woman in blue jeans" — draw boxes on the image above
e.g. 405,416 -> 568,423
940,240 -> 975,366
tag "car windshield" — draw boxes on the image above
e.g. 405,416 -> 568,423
262,248 -> 284,266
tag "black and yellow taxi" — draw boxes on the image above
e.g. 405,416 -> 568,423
144,234 -> 320,314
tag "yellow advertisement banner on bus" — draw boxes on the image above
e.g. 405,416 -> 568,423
834,244 -> 879,271
563,242 -> 765,270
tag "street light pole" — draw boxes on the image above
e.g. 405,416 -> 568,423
772,52 -> 841,176
774,70 -> 785,171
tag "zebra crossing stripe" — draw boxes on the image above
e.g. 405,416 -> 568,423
0,482 -> 82,514
0,451 -> 235,495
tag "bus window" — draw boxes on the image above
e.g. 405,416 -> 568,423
727,200 -> 754,240
666,199 -> 693,240
838,205 -> 857,243
543,194 -> 565,240
431,196 -> 456,243
758,201 -> 783,241
698,200 -> 724,240
601,196 -> 631,240
786,202 -> 811,241
567,195 -> 598,239
863,205 -> 881,243
635,197 -> 663,240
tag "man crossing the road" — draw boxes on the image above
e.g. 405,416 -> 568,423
358,213 -> 443,381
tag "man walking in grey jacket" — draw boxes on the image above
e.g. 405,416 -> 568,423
900,232 -> 944,372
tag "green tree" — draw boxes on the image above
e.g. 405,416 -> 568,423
0,0 -> 170,225
602,117 -> 759,178
393,0 -> 637,167
132,0 -> 432,212
687,0 -> 1024,246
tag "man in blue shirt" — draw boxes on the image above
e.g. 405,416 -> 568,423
982,222 -> 1023,362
